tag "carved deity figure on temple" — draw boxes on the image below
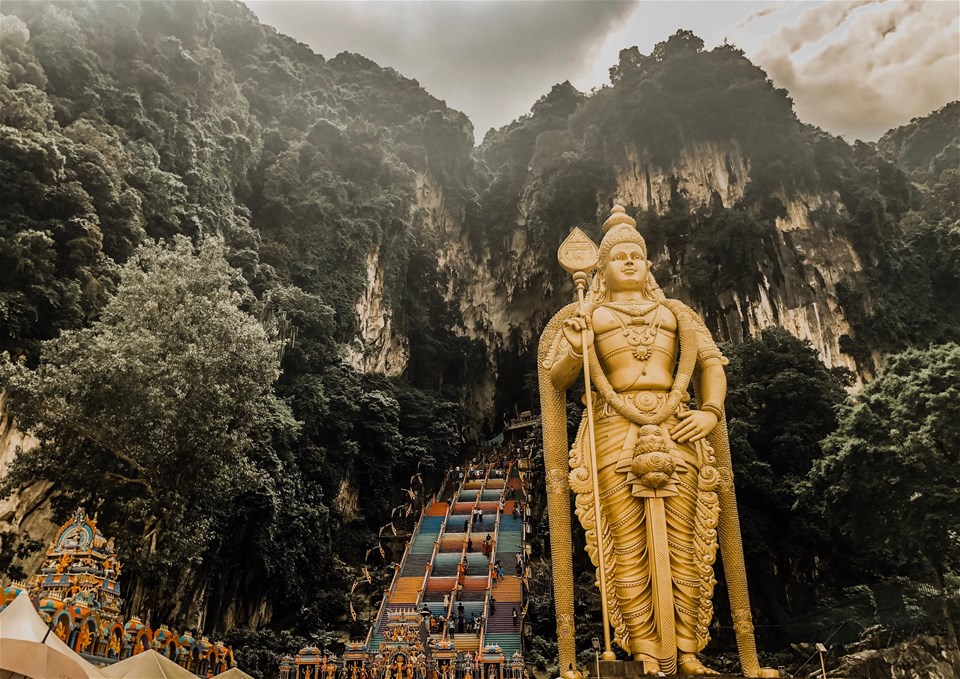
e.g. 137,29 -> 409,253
539,206 -> 776,677
54,619 -> 69,642
77,626 -> 92,652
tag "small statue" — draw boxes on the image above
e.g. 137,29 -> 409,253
54,619 -> 69,642
76,626 -> 92,652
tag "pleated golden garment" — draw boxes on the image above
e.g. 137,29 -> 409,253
571,393 -> 719,667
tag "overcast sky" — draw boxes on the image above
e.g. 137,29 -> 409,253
243,0 -> 960,144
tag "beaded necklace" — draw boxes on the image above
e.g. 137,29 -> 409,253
604,301 -> 663,370
587,299 -> 698,426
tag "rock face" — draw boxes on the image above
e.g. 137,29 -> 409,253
831,635 -> 959,679
0,393 -> 56,579
409,137 -> 872,418
615,141 -> 750,212
611,140 -> 864,376
343,248 -> 410,377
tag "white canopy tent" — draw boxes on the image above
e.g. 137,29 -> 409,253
102,650 -> 200,679
212,668 -> 255,679
0,591 -> 105,679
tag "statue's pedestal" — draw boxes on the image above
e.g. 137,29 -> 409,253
589,660 -> 747,678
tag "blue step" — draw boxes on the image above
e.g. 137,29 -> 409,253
432,554 -> 462,576
400,553 -> 430,577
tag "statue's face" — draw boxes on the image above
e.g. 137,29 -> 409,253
604,243 -> 647,292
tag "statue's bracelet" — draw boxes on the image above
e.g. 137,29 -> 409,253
699,402 -> 723,418
568,345 -> 583,360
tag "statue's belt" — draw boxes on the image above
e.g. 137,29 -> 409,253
591,388 -> 671,420
586,391 -> 701,489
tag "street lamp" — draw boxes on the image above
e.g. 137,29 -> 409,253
815,643 -> 827,679
591,638 -> 600,679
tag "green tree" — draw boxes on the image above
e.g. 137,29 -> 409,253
0,237 -> 299,621
722,329 -> 852,616
805,344 -> 960,652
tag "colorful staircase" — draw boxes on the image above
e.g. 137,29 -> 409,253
366,459 -> 528,661
482,465 -> 525,657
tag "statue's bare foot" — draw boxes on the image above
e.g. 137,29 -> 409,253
678,654 -> 719,676
633,656 -> 660,675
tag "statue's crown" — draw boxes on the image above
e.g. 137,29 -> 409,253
602,204 -> 637,234
599,204 -> 646,265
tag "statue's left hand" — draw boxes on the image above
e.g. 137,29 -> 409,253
669,409 -> 719,443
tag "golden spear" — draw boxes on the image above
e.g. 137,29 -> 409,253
557,228 -> 616,661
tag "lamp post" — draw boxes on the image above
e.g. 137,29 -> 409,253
816,643 -> 827,679
591,638 -> 600,679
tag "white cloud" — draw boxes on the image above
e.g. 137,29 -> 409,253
753,0 -> 960,141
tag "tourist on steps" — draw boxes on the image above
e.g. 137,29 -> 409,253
512,608 -> 519,628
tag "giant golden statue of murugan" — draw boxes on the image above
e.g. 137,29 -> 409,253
538,206 -> 776,677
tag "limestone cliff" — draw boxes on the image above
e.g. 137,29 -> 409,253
343,248 -> 410,377
0,393 -> 54,579
411,136 -> 872,418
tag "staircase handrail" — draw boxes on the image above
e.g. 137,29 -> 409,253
479,460 -> 511,649
419,467 -> 464,623
365,498 -> 430,648
441,462 -> 488,641
416,502 -> 449,613
444,467 -> 476,628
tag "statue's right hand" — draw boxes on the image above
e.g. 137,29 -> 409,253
561,314 -> 593,356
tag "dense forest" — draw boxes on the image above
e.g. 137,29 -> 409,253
0,1 -> 957,676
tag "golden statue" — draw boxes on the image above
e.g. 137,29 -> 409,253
539,206 -> 776,677
54,619 -> 69,642
76,626 -> 92,652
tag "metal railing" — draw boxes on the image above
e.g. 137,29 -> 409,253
365,499 -> 430,648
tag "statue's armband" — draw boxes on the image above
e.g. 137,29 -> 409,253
691,314 -> 728,368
